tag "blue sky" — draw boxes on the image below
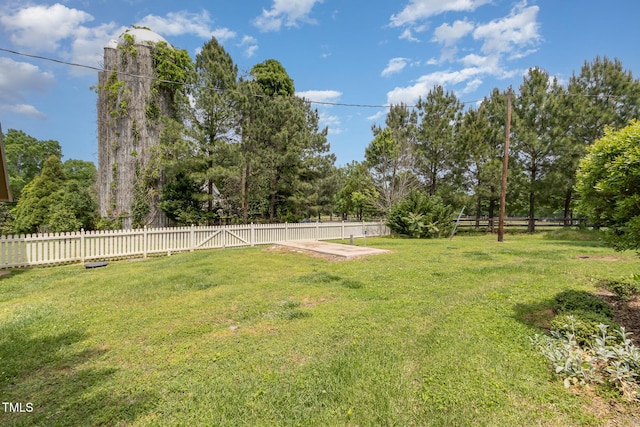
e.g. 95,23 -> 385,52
1,0 -> 639,167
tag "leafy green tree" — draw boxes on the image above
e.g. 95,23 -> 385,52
334,162 -> 378,220
309,161 -> 340,220
13,155 -> 66,233
159,171 -> 211,225
575,121 -> 640,252
63,159 -> 97,185
3,129 -> 62,199
250,59 -> 295,97
13,155 -> 98,233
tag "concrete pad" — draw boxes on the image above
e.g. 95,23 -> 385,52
276,240 -> 390,259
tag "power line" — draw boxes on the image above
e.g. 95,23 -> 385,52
0,46 -> 487,108
1,46 -> 628,110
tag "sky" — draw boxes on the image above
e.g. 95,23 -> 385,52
1,0 -> 639,167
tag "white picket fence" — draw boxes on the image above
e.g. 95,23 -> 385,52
0,221 -> 389,268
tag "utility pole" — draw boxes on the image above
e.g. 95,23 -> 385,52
498,87 -> 512,242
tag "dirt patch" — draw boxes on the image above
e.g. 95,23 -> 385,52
574,290 -> 640,423
596,289 -> 640,346
570,385 -> 640,426
576,255 -> 623,261
522,308 -> 555,330
301,296 -> 334,308
264,244 -> 353,262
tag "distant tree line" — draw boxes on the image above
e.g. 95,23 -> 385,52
0,129 -> 97,234
1,52 -> 639,235
342,57 -> 640,233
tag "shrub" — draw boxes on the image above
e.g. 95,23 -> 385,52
386,191 -> 454,238
553,289 -> 613,318
533,322 -> 640,400
550,312 -> 620,346
600,275 -> 640,301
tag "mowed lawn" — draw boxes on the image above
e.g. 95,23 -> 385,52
1,232 -> 638,426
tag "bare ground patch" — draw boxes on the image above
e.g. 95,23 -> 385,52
264,244 -> 359,261
576,255 -> 624,261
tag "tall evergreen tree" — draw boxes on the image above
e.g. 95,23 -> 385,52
560,57 -> 640,221
367,104 -> 418,213
458,90 -> 506,228
12,155 -> 98,234
238,59 -> 333,222
415,86 -> 464,196
189,37 -> 239,222
512,68 -> 564,232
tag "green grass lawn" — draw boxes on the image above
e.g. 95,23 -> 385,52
1,232 -> 638,426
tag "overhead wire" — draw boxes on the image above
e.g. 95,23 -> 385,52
0,46 -> 489,108
0,46 -> 629,110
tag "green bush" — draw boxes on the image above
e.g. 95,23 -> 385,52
600,275 -> 640,301
550,312 -> 620,346
533,323 -> 640,400
386,191 -> 454,238
553,289 -> 613,318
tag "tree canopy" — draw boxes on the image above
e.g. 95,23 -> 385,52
12,155 -> 98,234
575,120 -> 640,251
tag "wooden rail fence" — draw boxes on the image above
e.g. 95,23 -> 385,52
0,221 -> 389,268
454,217 -> 587,231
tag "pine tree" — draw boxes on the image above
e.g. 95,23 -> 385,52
415,86 -> 464,196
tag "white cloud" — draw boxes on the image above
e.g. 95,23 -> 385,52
254,0 -> 323,32
367,110 -> 387,122
433,20 -> 474,46
69,22 -> 126,75
382,58 -> 409,77
239,35 -> 259,57
318,111 -> 342,133
0,57 -> 54,118
1,4 -> 242,77
473,3 -> 541,56
390,0 -> 491,27
0,103 -> 47,119
296,90 -> 342,104
462,78 -> 483,94
137,10 -> 235,41
0,58 -> 55,100
0,4 -> 94,52
386,67 -> 483,105
388,2 -> 542,103
399,28 -> 420,42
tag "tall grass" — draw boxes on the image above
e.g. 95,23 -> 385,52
0,232 -> 637,426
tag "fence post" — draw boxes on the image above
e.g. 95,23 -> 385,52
80,228 -> 85,263
316,220 -> 319,240
250,223 -> 255,246
190,224 -> 195,252
285,222 -> 289,241
143,226 -> 148,259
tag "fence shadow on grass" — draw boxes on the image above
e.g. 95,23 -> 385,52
0,324 -> 157,426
